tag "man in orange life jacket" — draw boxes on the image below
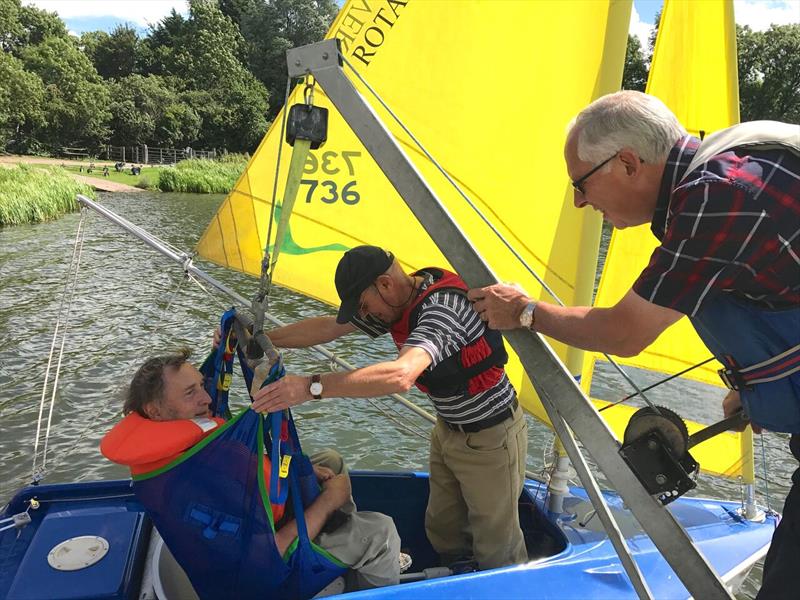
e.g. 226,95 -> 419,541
100,349 -> 401,589
251,245 -> 529,570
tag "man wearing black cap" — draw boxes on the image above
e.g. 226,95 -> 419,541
252,245 -> 529,571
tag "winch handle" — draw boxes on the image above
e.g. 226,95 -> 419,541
687,409 -> 749,449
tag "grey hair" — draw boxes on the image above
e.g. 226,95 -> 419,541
569,91 -> 687,165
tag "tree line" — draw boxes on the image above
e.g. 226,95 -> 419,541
0,0 -> 338,155
1,0 -> 796,157
623,17 -> 799,124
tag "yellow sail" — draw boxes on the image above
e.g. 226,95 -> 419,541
583,0 -> 748,478
197,0 -> 632,427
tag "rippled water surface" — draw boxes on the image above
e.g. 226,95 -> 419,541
0,192 -> 793,598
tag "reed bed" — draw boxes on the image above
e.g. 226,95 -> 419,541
155,155 -> 248,194
0,165 -> 94,226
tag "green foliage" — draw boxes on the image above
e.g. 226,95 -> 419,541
240,0 -> 338,118
0,51 -> 46,152
107,74 -> 201,146
143,0 -> 270,151
16,2 -> 69,48
0,164 -> 94,226
0,0 -> 24,52
20,36 -> 111,151
738,24 -> 800,124
81,25 -> 140,80
154,155 -> 248,193
622,35 -> 648,92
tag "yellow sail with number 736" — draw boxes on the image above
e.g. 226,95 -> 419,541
197,0 -> 632,428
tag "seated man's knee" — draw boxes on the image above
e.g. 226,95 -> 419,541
312,449 -> 346,475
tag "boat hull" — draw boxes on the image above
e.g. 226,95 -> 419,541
0,473 -> 775,599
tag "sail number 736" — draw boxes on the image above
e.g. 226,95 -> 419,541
301,150 -> 361,205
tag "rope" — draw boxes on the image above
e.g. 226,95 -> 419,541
31,208 -> 89,482
31,391 -> 121,485
253,76 -> 294,333
758,433 -> 774,514
598,357 -> 718,412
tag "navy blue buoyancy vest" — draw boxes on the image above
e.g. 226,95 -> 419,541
691,296 -> 800,433
682,122 -> 800,433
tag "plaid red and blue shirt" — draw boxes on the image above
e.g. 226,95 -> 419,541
633,134 -> 800,316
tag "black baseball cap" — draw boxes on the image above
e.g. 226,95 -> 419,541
335,246 -> 394,324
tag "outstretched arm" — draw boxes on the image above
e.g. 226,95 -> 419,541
468,284 -> 683,357
274,473 -> 351,554
251,345 -> 433,413
266,316 -> 357,348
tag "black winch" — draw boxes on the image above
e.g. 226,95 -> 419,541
619,406 -> 749,505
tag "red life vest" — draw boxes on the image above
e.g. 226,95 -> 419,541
390,268 -> 508,397
101,412 -> 286,522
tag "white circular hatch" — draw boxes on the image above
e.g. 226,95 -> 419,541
47,535 -> 109,571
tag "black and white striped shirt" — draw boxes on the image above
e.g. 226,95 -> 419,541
352,272 -> 516,424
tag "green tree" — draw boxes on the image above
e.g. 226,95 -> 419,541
107,74 -> 201,147
648,8 -> 661,57
240,0 -> 338,118
0,0 -> 24,53
0,50 -> 46,152
144,0 -> 270,151
82,25 -> 140,80
622,34 -> 648,92
217,0 -> 260,29
15,2 -> 68,48
737,24 -> 800,123
20,37 -> 111,151
1,0 -> 68,55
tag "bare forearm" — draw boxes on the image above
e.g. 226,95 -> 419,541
252,346 -> 432,413
267,317 -> 354,348
320,360 -> 419,398
274,492 -> 339,555
534,302 -> 636,355
534,290 -> 681,357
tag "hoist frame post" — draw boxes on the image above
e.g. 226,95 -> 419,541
285,38 -> 733,600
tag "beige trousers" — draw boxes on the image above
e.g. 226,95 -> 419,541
424,404 -> 528,569
311,450 -> 401,588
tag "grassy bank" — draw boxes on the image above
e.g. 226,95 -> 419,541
155,155 -> 248,194
0,165 -> 95,226
59,164 -> 153,188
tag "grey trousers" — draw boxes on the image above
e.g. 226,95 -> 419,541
311,450 -> 401,588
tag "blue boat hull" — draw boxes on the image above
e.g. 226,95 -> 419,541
0,472 -> 776,599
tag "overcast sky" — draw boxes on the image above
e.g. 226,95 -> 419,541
23,0 -> 800,44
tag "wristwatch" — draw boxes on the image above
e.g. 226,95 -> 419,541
309,374 -> 323,399
519,301 -> 537,331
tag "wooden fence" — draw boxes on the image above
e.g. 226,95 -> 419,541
100,145 -> 217,165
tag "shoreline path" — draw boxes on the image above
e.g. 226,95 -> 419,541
0,155 -> 144,193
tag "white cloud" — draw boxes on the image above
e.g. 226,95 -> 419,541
629,5 -> 653,50
24,1 -> 188,28
734,0 -> 799,31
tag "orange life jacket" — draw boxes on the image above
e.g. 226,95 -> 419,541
100,412 -> 285,522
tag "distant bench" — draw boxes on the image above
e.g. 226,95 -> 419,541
61,147 -> 90,160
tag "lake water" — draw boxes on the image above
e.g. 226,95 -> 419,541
0,191 -> 793,598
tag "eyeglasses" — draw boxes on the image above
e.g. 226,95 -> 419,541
357,284 -> 376,317
571,153 -> 617,195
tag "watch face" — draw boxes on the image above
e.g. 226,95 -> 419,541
310,382 -> 323,395
519,305 -> 533,328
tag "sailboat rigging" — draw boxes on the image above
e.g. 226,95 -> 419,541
0,1 -> 780,599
